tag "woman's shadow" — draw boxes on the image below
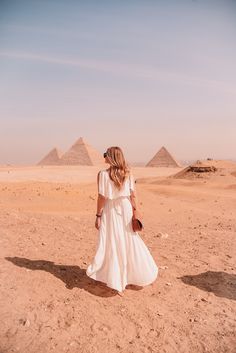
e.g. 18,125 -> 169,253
5,256 -> 117,297
5,257 -> 143,298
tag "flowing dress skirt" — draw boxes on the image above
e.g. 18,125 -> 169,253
86,196 -> 158,292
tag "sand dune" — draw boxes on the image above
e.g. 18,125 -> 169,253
0,164 -> 235,353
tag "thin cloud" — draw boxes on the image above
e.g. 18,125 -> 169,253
0,50 -> 235,94
2,24 -> 95,41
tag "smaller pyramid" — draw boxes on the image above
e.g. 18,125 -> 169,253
37,147 -> 62,165
146,146 -> 181,167
59,137 -> 104,166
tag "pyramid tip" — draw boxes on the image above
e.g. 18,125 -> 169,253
71,137 -> 85,146
77,137 -> 85,143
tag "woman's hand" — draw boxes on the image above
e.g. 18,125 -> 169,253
95,216 -> 101,230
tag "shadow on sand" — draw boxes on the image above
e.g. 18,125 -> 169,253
5,256 -> 143,298
180,271 -> 236,300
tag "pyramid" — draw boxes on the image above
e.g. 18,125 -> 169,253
59,137 -> 104,166
37,147 -> 63,165
146,146 -> 181,167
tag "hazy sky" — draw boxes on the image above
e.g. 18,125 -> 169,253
0,0 -> 236,164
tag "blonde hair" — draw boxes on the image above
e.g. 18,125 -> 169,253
106,146 -> 130,189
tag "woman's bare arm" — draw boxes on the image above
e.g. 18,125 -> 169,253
96,172 -> 106,215
130,189 -> 137,211
96,194 -> 106,215
95,172 -> 106,229
129,176 -> 142,218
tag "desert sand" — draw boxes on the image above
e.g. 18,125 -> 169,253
0,162 -> 236,353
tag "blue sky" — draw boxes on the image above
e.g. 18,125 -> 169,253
0,0 -> 236,164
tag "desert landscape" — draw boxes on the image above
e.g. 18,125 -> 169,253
0,159 -> 235,353
2,1 -> 236,351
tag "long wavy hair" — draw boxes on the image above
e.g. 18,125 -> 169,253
106,146 -> 130,189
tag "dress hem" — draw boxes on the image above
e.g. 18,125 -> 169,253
86,270 -> 158,292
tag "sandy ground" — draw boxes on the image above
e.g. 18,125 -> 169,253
0,165 -> 179,183
0,164 -> 236,353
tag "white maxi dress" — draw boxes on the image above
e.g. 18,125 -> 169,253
86,169 -> 158,292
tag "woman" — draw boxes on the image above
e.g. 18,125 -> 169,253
86,146 -> 158,296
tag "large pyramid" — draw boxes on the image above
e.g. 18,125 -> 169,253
146,146 -> 181,167
59,137 -> 104,165
37,147 -> 63,165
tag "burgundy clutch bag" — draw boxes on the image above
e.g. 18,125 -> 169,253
132,216 -> 143,232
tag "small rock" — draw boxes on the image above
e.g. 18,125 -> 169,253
19,318 -> 30,327
161,232 -> 169,239
159,266 -> 168,270
165,282 -> 172,286
157,312 -> 163,316
69,341 -> 77,346
156,232 -> 169,239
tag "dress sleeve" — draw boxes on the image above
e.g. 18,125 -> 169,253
129,173 -> 135,192
98,171 -> 107,197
